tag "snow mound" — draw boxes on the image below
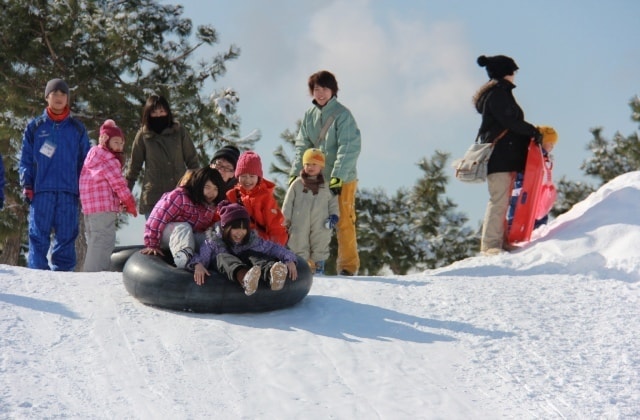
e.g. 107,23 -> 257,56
432,171 -> 640,282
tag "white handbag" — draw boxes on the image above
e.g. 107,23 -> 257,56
453,129 -> 507,183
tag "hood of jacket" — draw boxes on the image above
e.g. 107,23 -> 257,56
474,79 -> 516,114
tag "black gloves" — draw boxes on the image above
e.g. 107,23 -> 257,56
329,177 -> 343,196
533,130 -> 543,145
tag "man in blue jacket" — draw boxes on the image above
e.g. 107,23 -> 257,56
19,78 -> 91,270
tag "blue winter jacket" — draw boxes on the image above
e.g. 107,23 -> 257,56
19,109 -> 91,195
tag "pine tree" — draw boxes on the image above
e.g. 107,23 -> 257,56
551,177 -> 594,216
356,188 -> 422,275
0,0 -> 243,265
411,151 -> 478,268
269,123 -> 299,203
554,96 -> 640,215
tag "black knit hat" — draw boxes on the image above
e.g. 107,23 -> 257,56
44,78 -> 69,98
210,145 -> 241,169
477,55 -> 519,80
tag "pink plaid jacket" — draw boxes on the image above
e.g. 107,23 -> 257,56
144,187 -> 218,249
79,145 -> 134,214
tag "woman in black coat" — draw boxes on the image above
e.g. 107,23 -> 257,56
473,55 -> 541,254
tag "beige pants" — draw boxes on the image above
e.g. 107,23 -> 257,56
481,172 -> 515,252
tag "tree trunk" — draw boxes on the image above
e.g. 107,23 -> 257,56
75,213 -> 87,272
0,233 -> 23,265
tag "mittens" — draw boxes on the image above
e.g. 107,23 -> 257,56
122,196 -> 138,217
23,188 -> 34,204
325,214 -> 339,230
533,130 -> 543,145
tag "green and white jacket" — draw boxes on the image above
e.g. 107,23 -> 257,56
291,97 -> 361,183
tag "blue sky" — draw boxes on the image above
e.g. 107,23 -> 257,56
164,0 -> 639,223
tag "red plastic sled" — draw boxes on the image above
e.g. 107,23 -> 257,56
507,139 -> 555,244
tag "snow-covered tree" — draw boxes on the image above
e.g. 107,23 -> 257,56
357,187 -> 422,275
410,151 -> 478,269
208,88 -> 260,156
269,123 -> 299,203
554,95 -> 640,216
0,0 -> 243,265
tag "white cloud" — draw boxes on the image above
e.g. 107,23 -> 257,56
281,1 -> 479,185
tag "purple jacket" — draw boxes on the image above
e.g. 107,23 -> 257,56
189,227 -> 297,269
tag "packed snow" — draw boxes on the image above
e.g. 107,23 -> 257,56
2,172 -> 639,419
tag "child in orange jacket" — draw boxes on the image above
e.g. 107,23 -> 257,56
226,151 -> 288,245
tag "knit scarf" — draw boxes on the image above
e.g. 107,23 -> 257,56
299,169 -> 325,195
46,106 -> 70,122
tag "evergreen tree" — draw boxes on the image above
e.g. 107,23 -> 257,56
269,123 -> 299,203
0,0 -> 243,265
551,177 -> 594,217
411,151 -> 478,268
356,187 -> 421,275
553,96 -> 639,215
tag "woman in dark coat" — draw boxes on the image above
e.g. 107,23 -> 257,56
125,95 -> 200,217
473,55 -> 542,254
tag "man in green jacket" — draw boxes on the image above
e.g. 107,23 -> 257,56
290,70 -> 362,276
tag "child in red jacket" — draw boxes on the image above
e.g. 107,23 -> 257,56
226,151 -> 288,245
80,119 -> 137,272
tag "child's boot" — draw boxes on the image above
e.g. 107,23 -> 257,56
315,260 -> 325,275
236,266 -> 261,296
269,262 -> 288,291
173,247 -> 193,269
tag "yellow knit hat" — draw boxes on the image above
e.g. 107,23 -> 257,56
537,126 -> 558,146
302,148 -> 325,167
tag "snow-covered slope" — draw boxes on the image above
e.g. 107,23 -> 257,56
2,173 -> 639,419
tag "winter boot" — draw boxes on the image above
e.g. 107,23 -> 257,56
238,266 -> 261,296
315,260 -> 325,275
173,247 -> 194,269
269,262 -> 288,291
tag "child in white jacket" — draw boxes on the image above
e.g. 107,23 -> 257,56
282,148 -> 339,274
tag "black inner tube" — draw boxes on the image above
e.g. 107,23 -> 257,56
122,251 -> 313,313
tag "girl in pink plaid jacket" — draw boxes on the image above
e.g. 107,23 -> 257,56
141,167 -> 227,269
80,119 -> 137,272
